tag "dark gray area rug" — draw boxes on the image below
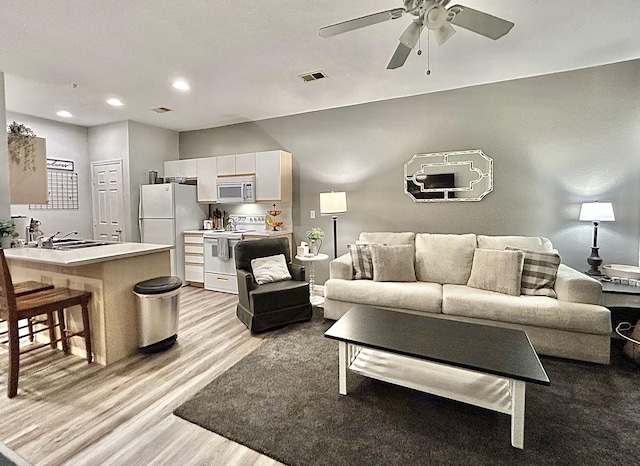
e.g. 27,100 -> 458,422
174,311 -> 640,465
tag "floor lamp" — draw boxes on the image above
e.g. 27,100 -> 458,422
579,201 -> 615,276
320,191 -> 348,259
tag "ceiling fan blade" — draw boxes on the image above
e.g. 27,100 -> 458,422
433,22 -> 456,46
387,21 -> 423,70
387,42 -> 413,70
447,5 -> 514,40
319,8 -> 405,38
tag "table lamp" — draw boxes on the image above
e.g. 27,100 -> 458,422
579,201 -> 615,276
320,191 -> 348,258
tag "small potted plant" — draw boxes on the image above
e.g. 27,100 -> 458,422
306,227 -> 325,255
0,219 -> 19,249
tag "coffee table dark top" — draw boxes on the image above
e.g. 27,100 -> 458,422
325,305 -> 550,385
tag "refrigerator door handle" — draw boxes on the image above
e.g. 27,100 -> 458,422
139,219 -> 143,242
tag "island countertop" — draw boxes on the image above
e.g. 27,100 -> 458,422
3,242 -> 173,267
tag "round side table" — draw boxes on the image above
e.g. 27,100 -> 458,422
295,253 -> 329,306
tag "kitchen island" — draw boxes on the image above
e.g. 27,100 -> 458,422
4,243 -> 172,365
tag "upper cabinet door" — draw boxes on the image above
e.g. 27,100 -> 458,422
235,153 -> 256,175
196,157 -> 218,203
216,155 -> 236,176
10,137 -> 47,204
164,159 -> 197,179
255,151 -> 292,202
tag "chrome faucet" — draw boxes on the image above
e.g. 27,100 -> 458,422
58,231 -> 78,240
37,231 -> 60,249
36,231 -> 77,248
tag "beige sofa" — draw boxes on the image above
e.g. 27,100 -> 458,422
324,232 -> 612,364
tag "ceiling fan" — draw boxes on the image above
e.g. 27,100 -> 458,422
319,0 -> 514,70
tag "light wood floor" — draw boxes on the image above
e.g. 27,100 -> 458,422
0,287 -> 284,466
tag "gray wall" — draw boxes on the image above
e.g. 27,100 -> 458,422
127,120 -> 179,242
8,112 -> 92,238
180,59 -> 640,283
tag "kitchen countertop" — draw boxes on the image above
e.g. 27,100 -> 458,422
3,242 -> 173,267
183,229 -> 293,236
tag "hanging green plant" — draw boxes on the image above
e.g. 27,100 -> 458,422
7,121 -> 37,171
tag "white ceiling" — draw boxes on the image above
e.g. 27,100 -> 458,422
1,0 -> 639,132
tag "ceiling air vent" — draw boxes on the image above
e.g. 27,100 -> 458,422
298,70 -> 328,82
151,107 -> 172,114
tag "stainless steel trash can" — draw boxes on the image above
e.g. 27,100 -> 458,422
133,276 -> 182,353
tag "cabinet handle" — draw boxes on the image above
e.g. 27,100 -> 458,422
217,277 -> 229,281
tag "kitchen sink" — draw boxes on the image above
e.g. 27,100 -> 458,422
51,239 -> 118,250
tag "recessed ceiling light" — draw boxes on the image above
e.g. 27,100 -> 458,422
56,110 -> 73,118
106,98 -> 124,107
172,80 -> 190,91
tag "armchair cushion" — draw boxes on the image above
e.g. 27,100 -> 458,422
251,254 -> 291,284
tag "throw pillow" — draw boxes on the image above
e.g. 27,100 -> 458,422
467,248 -> 524,296
347,243 -> 374,280
506,247 -> 561,298
251,254 -> 292,285
370,244 -> 417,282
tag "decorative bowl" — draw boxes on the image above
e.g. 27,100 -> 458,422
603,264 -> 640,280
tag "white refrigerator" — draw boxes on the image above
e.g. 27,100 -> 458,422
139,184 -> 207,283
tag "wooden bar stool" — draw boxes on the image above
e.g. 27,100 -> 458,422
14,281 -> 55,342
0,250 -> 92,398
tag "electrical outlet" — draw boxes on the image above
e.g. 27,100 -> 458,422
310,210 -> 316,219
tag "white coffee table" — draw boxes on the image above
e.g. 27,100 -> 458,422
295,253 -> 329,305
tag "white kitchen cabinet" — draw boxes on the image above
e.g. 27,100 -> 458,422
196,157 -> 218,203
184,232 -> 204,286
255,150 -> 292,202
235,153 -> 256,175
10,137 -> 47,204
216,153 -> 256,176
216,155 -> 236,176
164,159 -> 197,179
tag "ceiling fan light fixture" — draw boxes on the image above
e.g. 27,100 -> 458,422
398,20 -> 423,48
433,22 -> 456,46
424,4 -> 447,30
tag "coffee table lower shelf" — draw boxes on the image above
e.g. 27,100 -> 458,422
339,342 -> 526,449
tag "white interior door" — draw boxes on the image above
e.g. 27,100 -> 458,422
92,160 -> 126,241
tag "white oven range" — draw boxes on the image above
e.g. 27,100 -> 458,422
203,215 -> 265,294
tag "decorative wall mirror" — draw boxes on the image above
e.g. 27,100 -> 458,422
404,149 -> 493,202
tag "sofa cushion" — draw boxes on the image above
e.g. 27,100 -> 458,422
251,254 -> 291,285
506,247 -> 561,298
358,232 -> 415,246
442,284 -> 611,335
477,235 -> 554,252
467,248 -> 524,296
347,243 -> 374,280
415,233 -> 477,285
324,279 -> 442,314
371,244 -> 416,282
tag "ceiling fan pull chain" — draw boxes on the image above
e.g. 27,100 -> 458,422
426,29 -> 431,76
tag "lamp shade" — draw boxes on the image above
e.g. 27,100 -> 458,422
579,202 -> 615,222
320,191 -> 347,215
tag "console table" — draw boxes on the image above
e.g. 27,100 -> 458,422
600,281 -> 640,330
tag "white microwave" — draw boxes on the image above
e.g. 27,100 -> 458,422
216,175 -> 256,203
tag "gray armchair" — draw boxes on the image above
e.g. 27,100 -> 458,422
234,237 -> 312,333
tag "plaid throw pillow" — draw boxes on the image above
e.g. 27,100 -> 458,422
347,243 -> 374,280
506,247 -> 561,298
